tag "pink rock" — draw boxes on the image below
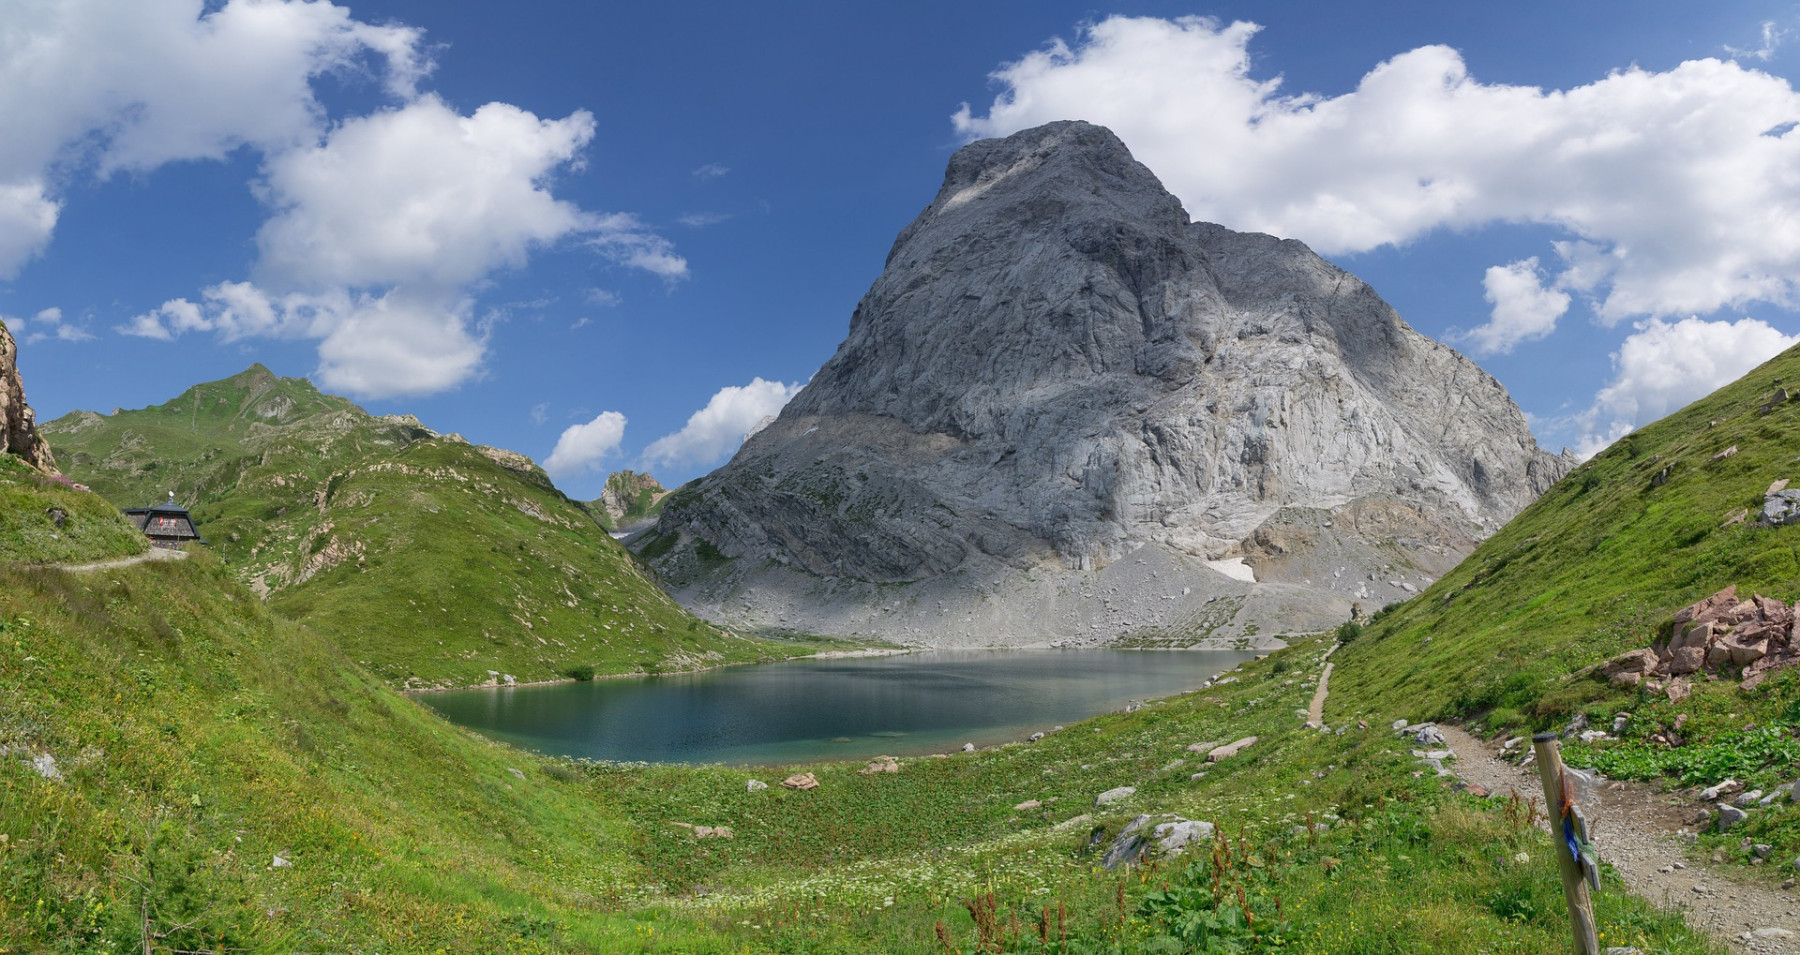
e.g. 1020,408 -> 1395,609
782,772 -> 819,790
1668,646 -> 1706,675
1674,587 -> 1739,626
1670,622 -> 1713,652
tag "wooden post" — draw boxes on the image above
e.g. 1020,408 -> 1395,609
1533,732 -> 1599,955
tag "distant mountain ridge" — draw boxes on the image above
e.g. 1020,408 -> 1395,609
642,121 -> 1570,644
43,365 -> 785,686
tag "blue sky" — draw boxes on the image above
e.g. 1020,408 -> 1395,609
6,1 -> 1800,498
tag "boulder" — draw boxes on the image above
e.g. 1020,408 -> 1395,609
1699,780 -> 1743,801
859,756 -> 900,775
1717,804 -> 1748,830
1099,814 -> 1216,870
1666,645 -> 1706,675
1095,786 -> 1137,806
1015,799 -> 1042,811
746,779 -> 768,792
781,772 -> 819,790
1600,649 -> 1658,684
1674,586 -> 1740,626
1207,736 -> 1260,762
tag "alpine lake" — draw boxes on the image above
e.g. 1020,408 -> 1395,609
418,648 -> 1260,766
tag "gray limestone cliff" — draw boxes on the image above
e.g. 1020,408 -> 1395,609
0,318 -> 56,474
641,121 -> 1571,645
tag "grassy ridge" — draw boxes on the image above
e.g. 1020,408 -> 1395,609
41,366 -> 814,687
1332,343 -> 1800,725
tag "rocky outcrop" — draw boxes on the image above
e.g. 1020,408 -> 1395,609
0,318 -> 55,473
645,121 -> 1568,644
594,470 -> 668,532
1595,585 -> 1800,693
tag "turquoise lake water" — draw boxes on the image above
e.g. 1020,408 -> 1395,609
417,648 -> 1258,766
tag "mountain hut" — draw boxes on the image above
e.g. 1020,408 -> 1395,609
124,493 -> 205,549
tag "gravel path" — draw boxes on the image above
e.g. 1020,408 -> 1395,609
1439,725 -> 1799,953
53,548 -> 187,573
1305,662 -> 1334,728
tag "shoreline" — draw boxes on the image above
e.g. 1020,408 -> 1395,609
399,645 -> 922,695
396,640 -> 1276,697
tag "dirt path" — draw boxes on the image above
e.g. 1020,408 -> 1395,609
53,548 -> 187,573
1305,662 -> 1333,728
1438,725 -> 1799,952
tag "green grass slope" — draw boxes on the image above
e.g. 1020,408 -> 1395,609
0,530 -> 1717,952
1332,343 -> 1800,722
42,366 -> 805,687
1327,344 -> 1800,867
0,455 -> 146,565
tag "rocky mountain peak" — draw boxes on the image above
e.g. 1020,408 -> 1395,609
0,318 -> 57,474
645,121 -> 1571,645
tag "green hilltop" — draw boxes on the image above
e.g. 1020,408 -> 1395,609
41,365 -> 813,687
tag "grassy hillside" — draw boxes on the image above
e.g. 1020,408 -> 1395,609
0,535 -> 1715,953
10,352 -> 1778,951
0,453 -> 146,565
1333,343 -> 1800,719
42,366 -> 810,687
1326,344 -> 1800,866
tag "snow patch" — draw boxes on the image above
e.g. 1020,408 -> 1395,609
1205,558 -> 1256,583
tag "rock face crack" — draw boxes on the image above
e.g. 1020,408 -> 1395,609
644,121 -> 1571,644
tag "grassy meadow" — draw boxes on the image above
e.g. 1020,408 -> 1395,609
0,452 -> 1727,952
22,343 -> 1800,949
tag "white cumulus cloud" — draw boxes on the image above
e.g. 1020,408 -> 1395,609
254,97 -> 599,290
955,15 -> 1800,325
0,0 -> 425,277
545,411 -> 627,477
1463,258 -> 1571,356
123,95 -> 683,396
1575,316 -> 1799,454
642,378 -> 804,470
6,2 -> 687,398
5,305 -> 90,344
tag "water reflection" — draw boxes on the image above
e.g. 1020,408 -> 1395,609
418,649 -> 1256,766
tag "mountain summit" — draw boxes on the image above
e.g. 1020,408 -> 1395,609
644,121 -> 1570,643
